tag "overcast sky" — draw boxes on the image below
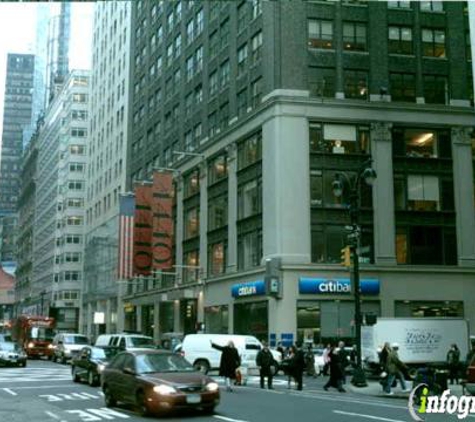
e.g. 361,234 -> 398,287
0,2 -> 93,149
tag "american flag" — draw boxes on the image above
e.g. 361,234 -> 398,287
118,194 -> 135,280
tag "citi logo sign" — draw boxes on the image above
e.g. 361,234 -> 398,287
232,280 -> 266,298
318,280 -> 351,293
238,286 -> 257,296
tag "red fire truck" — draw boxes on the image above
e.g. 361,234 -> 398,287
12,315 -> 56,358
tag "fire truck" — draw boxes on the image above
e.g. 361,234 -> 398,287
12,315 -> 56,358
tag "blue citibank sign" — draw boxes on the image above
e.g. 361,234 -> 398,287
231,280 -> 266,298
299,278 -> 380,296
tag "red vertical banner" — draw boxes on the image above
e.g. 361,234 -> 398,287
152,171 -> 174,270
133,184 -> 153,276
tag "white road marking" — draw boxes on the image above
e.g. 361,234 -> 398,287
44,411 -> 67,422
333,410 -> 407,422
2,388 -> 17,396
214,416 -> 250,422
5,385 -> 79,390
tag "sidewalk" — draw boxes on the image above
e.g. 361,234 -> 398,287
347,380 -> 465,398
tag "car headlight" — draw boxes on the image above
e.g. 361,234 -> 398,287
27,342 -> 34,349
153,385 -> 177,395
48,344 -> 54,349
205,382 -> 219,392
97,364 -> 106,373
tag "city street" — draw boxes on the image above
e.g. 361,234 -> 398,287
0,360 -> 455,422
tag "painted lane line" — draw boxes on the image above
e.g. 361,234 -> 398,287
6,385 -> 82,390
333,410 -> 407,422
214,415 -> 250,422
2,388 -> 17,396
44,411 -> 67,422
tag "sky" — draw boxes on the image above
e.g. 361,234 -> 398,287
0,2 -> 94,149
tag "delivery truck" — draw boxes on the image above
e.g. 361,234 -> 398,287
362,318 -> 470,372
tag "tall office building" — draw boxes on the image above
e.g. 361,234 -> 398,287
82,1 -> 132,338
45,2 -> 71,107
0,54 -> 35,275
33,71 -> 89,330
123,1 -> 475,344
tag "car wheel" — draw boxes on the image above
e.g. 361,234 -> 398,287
72,366 -> 80,383
136,391 -> 150,417
88,371 -> 97,387
202,405 -> 216,415
103,385 -> 116,408
193,359 -> 210,374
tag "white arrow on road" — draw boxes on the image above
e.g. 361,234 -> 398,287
333,410 -> 407,422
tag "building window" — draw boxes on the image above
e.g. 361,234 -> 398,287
237,44 -> 248,78
407,175 -> 440,211
220,102 -> 229,129
195,46 -> 203,73
68,181 -> 84,191
343,22 -> 367,51
238,229 -> 262,270
251,0 -> 262,19
420,1 -> 443,12
195,8 -> 204,36
309,123 -> 370,155
208,242 -> 226,276
220,19 -> 229,50
183,250 -> 199,283
187,19 -> 194,44
388,26 -> 413,55
238,132 -> 262,170
422,29 -> 446,58
195,84 -> 203,104
209,71 -> 218,96
184,207 -> 200,239
388,1 -> 411,8
396,226 -> 456,265
72,93 -> 87,103
251,77 -> 263,108
208,155 -> 227,184
390,73 -> 415,102
309,68 -> 335,98
251,31 -> 263,65
70,145 -> 85,155
308,19 -> 333,49
344,70 -> 368,100
185,93 -> 192,116
208,111 -> 217,136
237,89 -> 247,116
220,60 -> 230,88
423,75 -> 447,104
184,169 -> 200,197
208,193 -> 228,230
238,179 -> 262,219
174,34 -> 181,57
394,128 -> 452,159
237,2 -> 247,32
210,30 -> 219,58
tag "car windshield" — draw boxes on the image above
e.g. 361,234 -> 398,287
129,337 -> 155,348
64,335 -> 88,345
91,348 -> 107,359
136,353 -> 195,374
30,327 -> 55,341
0,342 -> 21,352
0,334 -> 12,342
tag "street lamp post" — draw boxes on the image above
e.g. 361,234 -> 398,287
332,159 -> 377,388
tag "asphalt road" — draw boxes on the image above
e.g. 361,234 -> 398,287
0,360 -> 457,422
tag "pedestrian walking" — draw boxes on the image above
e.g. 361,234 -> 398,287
290,344 -> 306,391
211,340 -> 241,392
337,341 -> 349,385
384,343 -> 410,395
323,345 -> 345,393
379,342 -> 391,391
322,343 -> 331,376
305,344 -> 317,378
256,341 -> 276,389
447,343 -> 461,385
276,342 -> 285,361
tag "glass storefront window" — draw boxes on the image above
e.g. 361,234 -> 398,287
205,305 -> 229,334
159,302 -> 175,334
395,301 -> 463,318
234,301 -> 268,342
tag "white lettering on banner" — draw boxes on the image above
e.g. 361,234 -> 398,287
238,286 -> 257,296
318,280 -> 351,293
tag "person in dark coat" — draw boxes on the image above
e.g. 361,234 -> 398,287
337,341 -> 349,385
211,340 -> 241,391
447,344 -> 461,385
291,344 -> 306,391
256,341 -> 276,389
324,346 -> 345,393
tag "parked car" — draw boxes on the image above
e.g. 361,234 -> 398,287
72,346 -> 113,386
180,334 -> 281,375
95,334 -> 156,353
52,333 -> 90,364
101,349 -> 220,416
0,342 -> 27,367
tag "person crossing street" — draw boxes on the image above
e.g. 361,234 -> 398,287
256,341 -> 276,389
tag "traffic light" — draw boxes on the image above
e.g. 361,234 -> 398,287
341,246 -> 351,267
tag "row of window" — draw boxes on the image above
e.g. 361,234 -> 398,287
308,20 -> 448,59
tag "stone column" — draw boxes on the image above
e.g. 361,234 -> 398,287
116,282 -> 125,333
199,162 -> 208,276
153,301 -> 160,342
226,142 -> 238,272
262,111 -> 311,264
136,305 -> 142,333
370,122 -> 397,265
452,127 -> 475,266
173,300 -> 181,332
86,302 -> 93,339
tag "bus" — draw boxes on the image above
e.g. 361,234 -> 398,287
12,315 -> 56,358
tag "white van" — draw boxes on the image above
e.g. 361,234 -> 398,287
180,334 -> 281,374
